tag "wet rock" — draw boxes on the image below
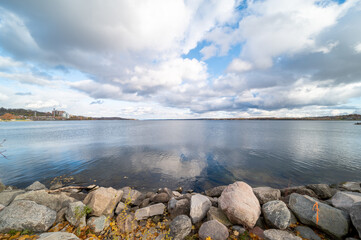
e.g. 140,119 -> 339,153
172,191 -> 182,198
83,187 -> 123,216
120,187 -> 142,205
219,181 -> 261,228
206,206 -> 232,227
14,190 -> 76,211
170,215 -> 192,240
116,212 -> 138,233
87,215 -> 110,233
306,184 -> 335,199
331,191 -> 361,212
38,232 -> 79,239
264,229 -> 301,240
295,226 -> 321,240
25,181 -> 47,191
199,220 -> 229,240
168,198 -> 190,219
65,201 -> 87,227
253,187 -> 281,205
176,186 -> 183,193
115,201 -> 127,215
190,194 -> 212,224
0,189 -> 25,206
134,203 -> 165,220
0,200 -> 56,233
281,186 -> 317,198
289,193 -> 350,239
339,182 -> 361,193
151,192 -> 171,203
205,186 -> 227,197
350,202 -> 361,238
146,192 -> 156,199
50,182 -> 63,190
262,200 -> 291,230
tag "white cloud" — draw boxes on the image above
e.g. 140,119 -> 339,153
0,56 -> 22,68
355,42 -> 361,53
25,100 -> 64,109
200,44 -> 218,60
227,59 -> 253,73
0,93 -> 9,101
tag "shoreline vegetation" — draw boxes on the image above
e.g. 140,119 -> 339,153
1,107 -> 361,122
0,180 -> 360,240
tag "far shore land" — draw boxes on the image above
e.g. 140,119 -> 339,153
0,179 -> 360,240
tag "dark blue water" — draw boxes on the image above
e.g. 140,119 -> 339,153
0,120 -> 360,192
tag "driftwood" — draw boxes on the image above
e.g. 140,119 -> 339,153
47,184 -> 98,193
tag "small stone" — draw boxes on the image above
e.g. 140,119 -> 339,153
253,187 -> 281,205
87,215 -> 110,233
38,232 -> 79,239
207,206 -> 232,227
139,198 -> 150,208
170,215 -> 192,240
205,186 -> 227,197
331,191 -> 361,212
281,186 -> 318,198
206,196 -> 218,207
295,226 -> 321,240
25,181 -> 47,191
134,203 -> 165,220
232,225 -> 246,234
264,229 -> 301,240
176,187 -> 183,193
0,190 -> 25,206
199,220 -> 229,240
190,194 -> 212,224
115,202 -> 127,215
250,226 -> 266,239
151,192 -> 171,203
146,192 -> 156,198
65,201 -> 87,227
187,189 -> 193,193
172,191 -> 182,198
350,202 -> 361,238
262,200 -> 291,230
306,184 -> 335,199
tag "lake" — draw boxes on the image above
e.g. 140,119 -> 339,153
0,120 -> 360,192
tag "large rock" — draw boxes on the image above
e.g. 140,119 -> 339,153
199,220 -> 229,240
65,201 -> 87,227
0,200 -> 56,233
38,232 -> 79,239
205,186 -> 227,197
339,182 -> 361,193
306,184 -> 335,199
264,229 -> 301,240
262,200 -> 291,230
14,190 -> 76,211
350,202 -> 361,238
83,187 -> 123,216
190,194 -> 212,224
207,206 -> 232,227
0,190 -> 25,206
170,215 -> 192,240
281,186 -> 317,198
331,191 -> 361,212
253,187 -> 281,205
25,181 -> 47,191
168,198 -> 190,219
219,181 -> 261,228
134,203 -> 165,220
120,187 -> 142,205
87,215 -> 110,233
289,193 -> 350,239
295,226 -> 321,240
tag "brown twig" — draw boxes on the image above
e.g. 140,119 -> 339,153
47,184 -> 98,193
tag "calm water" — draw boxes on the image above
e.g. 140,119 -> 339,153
0,120 -> 360,192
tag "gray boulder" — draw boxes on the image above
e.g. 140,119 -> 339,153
151,192 -> 171,203
0,190 -> 25,206
168,198 -> 190,219
65,201 -> 87,227
25,181 -> 47,191
170,215 -> 192,240
14,190 -> 76,211
253,187 -> 281,205
339,182 -> 361,193
350,202 -> 361,238
134,203 -> 165,220
264,229 -> 301,240
83,187 -> 123,216
120,187 -> 142,205
262,200 -> 291,230
295,226 -> 321,240
289,193 -> 350,239
38,232 -> 79,239
115,201 -> 127,215
219,181 -> 261,228
205,186 -> 227,197
87,215 -> 110,233
207,206 -> 232,227
331,191 -> 361,212
306,184 -> 335,199
199,220 -> 229,240
0,200 -> 56,233
190,194 -> 212,224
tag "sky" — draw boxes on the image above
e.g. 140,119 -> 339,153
0,0 -> 361,119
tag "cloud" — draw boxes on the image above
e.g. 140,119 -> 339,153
25,100 -> 65,109
90,99 -> 104,105
355,42 -> 361,53
227,59 -> 253,73
0,93 -> 9,101
15,92 -> 32,96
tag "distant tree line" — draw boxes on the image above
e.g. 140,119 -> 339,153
0,107 -> 49,117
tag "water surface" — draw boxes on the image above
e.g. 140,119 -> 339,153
0,120 -> 360,192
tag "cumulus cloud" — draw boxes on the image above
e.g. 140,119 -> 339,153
355,42 -> 361,53
227,59 -> 253,73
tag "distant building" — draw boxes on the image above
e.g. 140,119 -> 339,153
62,112 -> 70,119
52,108 -> 70,119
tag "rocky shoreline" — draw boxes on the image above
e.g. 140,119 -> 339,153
0,180 -> 361,240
